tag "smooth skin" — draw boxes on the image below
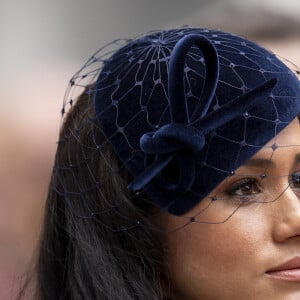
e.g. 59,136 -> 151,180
162,118 -> 300,299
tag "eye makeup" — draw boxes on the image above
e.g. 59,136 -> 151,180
226,178 -> 262,197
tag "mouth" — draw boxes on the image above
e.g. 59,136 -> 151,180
266,256 -> 300,282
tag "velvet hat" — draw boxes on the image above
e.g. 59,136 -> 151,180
93,28 -> 300,215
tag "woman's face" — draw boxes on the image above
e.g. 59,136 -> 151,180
162,117 -> 300,299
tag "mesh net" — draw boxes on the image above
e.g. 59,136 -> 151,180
53,27 -> 300,233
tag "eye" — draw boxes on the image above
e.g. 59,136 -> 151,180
226,178 -> 262,197
290,171 -> 300,189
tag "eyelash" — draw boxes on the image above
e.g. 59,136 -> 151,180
225,171 -> 300,203
290,171 -> 300,190
226,178 -> 261,198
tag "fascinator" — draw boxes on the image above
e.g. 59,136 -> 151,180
62,28 -> 300,216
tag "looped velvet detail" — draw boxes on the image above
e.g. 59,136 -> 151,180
140,124 -> 206,154
127,34 -> 277,195
131,123 -> 206,193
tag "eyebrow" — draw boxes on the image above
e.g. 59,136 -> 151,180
243,158 -> 274,168
244,153 -> 300,169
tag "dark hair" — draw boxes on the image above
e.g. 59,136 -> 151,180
32,91 -> 170,299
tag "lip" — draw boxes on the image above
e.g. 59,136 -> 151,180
266,256 -> 300,282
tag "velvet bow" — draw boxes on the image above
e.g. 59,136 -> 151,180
127,34 -> 277,196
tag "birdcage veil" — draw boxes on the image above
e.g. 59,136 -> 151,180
53,27 -> 300,233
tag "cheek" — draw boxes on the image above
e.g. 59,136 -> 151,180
164,209 -> 271,299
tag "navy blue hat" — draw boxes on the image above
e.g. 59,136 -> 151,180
93,28 -> 300,215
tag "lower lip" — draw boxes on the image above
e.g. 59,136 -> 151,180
266,269 -> 300,282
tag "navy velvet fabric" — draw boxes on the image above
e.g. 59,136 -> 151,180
93,28 -> 300,215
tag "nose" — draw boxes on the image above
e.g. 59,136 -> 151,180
272,186 -> 300,242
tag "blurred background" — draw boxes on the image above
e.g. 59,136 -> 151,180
1,0 -> 300,298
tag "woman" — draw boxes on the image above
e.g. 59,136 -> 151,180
28,28 -> 300,299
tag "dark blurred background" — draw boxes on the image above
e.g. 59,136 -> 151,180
0,0 -> 299,298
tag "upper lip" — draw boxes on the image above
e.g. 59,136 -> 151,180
266,256 -> 300,273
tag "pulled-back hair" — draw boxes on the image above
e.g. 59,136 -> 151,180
34,90 -> 169,299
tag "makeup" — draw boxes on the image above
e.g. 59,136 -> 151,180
266,257 -> 300,282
